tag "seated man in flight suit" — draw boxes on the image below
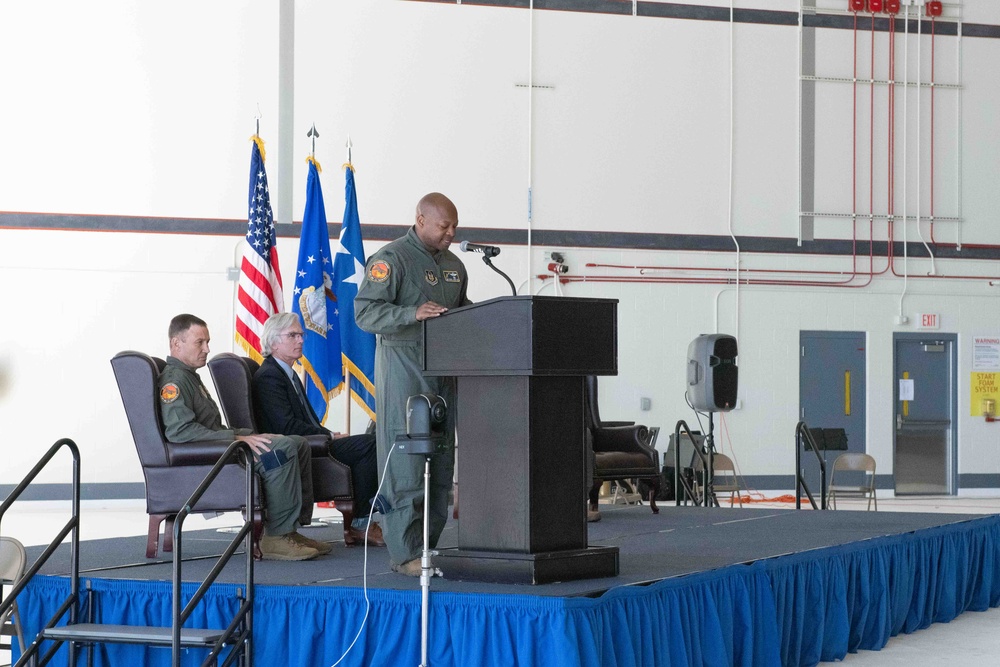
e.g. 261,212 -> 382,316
158,313 -> 330,560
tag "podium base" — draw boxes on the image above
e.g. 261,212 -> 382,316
435,545 -> 619,585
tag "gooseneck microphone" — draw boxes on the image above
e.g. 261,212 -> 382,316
459,240 -> 515,296
459,240 -> 501,258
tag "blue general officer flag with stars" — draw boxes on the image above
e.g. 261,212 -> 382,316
292,157 -> 341,422
332,164 -> 376,418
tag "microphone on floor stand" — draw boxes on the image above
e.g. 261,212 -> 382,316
395,393 -> 448,667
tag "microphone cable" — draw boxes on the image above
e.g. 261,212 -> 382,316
329,440 -> 399,667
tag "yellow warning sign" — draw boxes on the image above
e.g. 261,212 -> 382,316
970,372 -> 1000,416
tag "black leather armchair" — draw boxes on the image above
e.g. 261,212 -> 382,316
206,353 -> 356,541
110,351 -> 261,558
586,376 -> 660,514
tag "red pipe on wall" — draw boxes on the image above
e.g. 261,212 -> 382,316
538,7 -> 1000,290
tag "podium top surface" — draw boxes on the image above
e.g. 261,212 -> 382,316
423,295 -> 618,376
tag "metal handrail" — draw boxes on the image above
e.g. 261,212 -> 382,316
795,422 -> 827,510
0,438 -> 255,667
0,438 -> 81,667
172,439 -> 255,667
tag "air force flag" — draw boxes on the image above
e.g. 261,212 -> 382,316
332,164 -> 376,418
292,157 -> 340,422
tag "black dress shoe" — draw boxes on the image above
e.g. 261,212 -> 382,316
345,522 -> 386,547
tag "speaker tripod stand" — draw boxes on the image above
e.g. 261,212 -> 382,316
696,412 -> 720,507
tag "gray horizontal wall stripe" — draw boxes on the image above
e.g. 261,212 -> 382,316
962,23 -> 1000,39
413,1 -> 1000,38
5,212 -> 1000,259
958,474 -> 1000,489
1,212 -> 249,236
7,476 -> 997,502
728,474 -> 1000,494
740,475 -> 896,492
538,0 -> 633,15
0,483 -> 146,502
804,14 -> 961,36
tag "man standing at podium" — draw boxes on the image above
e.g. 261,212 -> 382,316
355,192 -> 471,576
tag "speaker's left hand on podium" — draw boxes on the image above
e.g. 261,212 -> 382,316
416,301 -> 448,321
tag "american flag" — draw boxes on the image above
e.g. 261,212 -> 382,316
235,136 -> 284,361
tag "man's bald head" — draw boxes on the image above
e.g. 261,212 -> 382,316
414,192 -> 459,253
416,193 -> 457,220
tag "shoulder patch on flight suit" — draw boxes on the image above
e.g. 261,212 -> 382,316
424,270 -> 439,286
443,270 -> 460,283
160,384 -> 179,403
368,261 -> 391,283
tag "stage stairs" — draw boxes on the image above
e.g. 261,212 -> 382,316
0,438 -> 255,667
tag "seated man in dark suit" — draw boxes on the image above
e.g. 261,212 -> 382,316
252,312 -> 385,547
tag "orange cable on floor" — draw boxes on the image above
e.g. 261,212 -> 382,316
716,414 -> 799,506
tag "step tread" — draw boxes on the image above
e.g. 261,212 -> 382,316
42,623 -> 227,647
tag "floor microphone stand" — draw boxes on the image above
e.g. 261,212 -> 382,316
399,448 -> 442,667
418,453 -> 435,667
396,393 -> 446,667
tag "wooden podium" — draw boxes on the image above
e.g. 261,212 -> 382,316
423,295 -> 620,584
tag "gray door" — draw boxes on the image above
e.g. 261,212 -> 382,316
893,333 -> 957,495
799,331 -> 867,497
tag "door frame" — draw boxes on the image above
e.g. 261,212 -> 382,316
892,332 -> 959,495
799,330 -> 868,497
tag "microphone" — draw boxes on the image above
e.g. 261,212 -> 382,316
459,240 -> 501,258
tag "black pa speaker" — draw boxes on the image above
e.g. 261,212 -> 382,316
686,334 -> 738,412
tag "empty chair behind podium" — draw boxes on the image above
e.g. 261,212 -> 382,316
585,376 -> 660,514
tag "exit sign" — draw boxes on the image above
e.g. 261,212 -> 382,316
918,313 -> 941,330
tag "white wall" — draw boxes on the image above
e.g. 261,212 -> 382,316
2,0 -> 1000,490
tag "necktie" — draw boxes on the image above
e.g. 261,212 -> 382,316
292,372 -> 323,428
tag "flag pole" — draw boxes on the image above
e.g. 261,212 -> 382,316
343,136 -> 354,433
344,364 -> 351,433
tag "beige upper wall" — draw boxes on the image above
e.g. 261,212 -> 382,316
4,1 -> 996,240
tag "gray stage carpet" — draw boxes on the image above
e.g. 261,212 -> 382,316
26,503 -> 990,598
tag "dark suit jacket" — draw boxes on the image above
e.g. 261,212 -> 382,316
252,355 -> 328,437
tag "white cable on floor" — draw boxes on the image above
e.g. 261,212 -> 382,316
329,442 -> 398,667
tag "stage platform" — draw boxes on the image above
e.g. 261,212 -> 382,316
13,504 -> 1000,666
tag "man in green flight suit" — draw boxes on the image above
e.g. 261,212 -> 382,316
158,313 -> 330,561
355,193 -> 471,576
